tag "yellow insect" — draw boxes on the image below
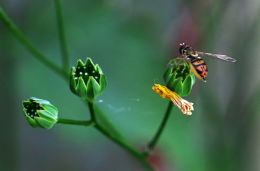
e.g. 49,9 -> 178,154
179,43 -> 236,82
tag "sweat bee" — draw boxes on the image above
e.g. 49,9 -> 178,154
179,43 -> 236,82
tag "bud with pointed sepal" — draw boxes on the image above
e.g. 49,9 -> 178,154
164,58 -> 195,97
70,58 -> 107,102
22,97 -> 58,129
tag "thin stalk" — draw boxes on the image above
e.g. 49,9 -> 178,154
145,102 -> 173,156
57,118 -> 93,126
54,0 -> 70,71
87,102 -> 154,171
87,101 -> 96,122
0,7 -> 68,80
95,124 -> 154,171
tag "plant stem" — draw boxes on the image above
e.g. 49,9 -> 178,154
95,124 -> 154,171
0,7 -> 68,80
57,118 -> 93,126
145,101 -> 173,156
87,102 -> 154,171
54,0 -> 70,71
87,101 -> 96,122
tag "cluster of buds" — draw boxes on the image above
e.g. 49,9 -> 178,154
70,58 -> 107,102
22,58 -> 107,129
22,97 -> 58,129
153,58 -> 195,115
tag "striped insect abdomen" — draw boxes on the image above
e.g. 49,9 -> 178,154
188,56 -> 208,81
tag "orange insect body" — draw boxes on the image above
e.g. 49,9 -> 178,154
187,55 -> 208,81
178,43 -> 236,82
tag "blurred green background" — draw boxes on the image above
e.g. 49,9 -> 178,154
1,0 -> 260,171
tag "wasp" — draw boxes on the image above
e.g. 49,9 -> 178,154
179,43 -> 236,82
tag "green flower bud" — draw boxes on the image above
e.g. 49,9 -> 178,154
70,58 -> 107,102
163,58 -> 196,97
22,97 -> 58,129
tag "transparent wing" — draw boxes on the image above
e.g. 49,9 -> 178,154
197,51 -> 236,62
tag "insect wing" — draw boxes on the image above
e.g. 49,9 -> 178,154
197,51 -> 236,62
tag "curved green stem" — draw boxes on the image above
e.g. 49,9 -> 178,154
94,124 -> 154,171
87,101 -> 96,122
145,101 -> 173,156
87,102 -> 154,171
57,118 -> 93,126
54,0 -> 70,71
0,7 -> 68,80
